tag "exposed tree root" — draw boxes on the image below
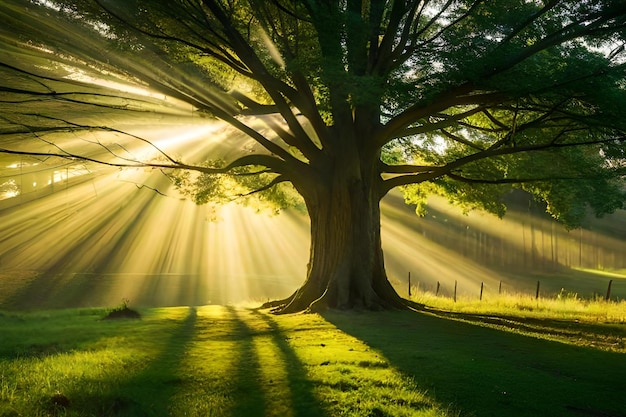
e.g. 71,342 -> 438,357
261,280 -> 424,314
260,291 -> 297,310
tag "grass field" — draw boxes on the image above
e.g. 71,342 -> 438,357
411,289 -> 626,324
1,299 -> 625,417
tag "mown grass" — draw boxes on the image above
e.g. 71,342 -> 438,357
1,301 -> 624,417
0,306 -> 448,417
324,308 -> 626,417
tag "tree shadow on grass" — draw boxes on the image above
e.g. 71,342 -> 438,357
32,305 -> 325,417
225,307 -> 328,417
249,309 -> 329,417
67,306 -> 198,417
323,309 -> 626,417
224,306 -> 268,417
418,306 -> 626,351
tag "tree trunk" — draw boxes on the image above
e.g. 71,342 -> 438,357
266,147 -> 407,313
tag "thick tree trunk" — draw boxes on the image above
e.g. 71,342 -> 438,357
266,148 -> 407,313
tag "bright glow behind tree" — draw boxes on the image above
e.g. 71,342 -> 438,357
1,0 -> 625,312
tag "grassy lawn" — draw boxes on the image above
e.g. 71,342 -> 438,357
0,302 -> 625,417
325,308 -> 626,417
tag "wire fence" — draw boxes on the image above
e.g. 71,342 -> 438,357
406,271 -> 624,302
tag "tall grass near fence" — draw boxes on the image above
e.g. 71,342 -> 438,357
410,287 -> 626,324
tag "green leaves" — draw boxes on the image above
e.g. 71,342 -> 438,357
1,0 -> 625,225
519,147 -> 626,228
169,160 -> 304,215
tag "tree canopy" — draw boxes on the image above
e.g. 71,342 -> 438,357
1,0 -> 625,311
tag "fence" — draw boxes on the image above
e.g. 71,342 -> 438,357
406,271 -> 620,302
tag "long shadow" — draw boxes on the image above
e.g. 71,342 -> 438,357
416,306 -> 626,351
250,309 -> 329,417
10,305 -> 322,416
323,309 -> 626,417
225,306 -> 268,417
69,306 -> 198,416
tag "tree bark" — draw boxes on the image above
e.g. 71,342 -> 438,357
265,142 -> 407,313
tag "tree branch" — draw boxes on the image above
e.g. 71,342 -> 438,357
388,105 -> 487,140
445,172 -> 604,185
440,129 -> 485,151
380,162 -> 438,174
380,135 -> 626,194
201,0 -> 323,161
376,87 -> 504,148
1,114 -> 183,166
233,174 -> 289,199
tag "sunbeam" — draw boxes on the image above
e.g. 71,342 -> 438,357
1,115 -> 625,309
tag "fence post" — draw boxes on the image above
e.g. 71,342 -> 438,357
454,280 -> 457,302
408,272 -> 412,297
480,282 -> 484,301
606,279 -> 613,301
499,280 -> 502,294
535,280 -> 540,300
436,281 -> 440,296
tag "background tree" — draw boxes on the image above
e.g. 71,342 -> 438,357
1,0 -> 625,312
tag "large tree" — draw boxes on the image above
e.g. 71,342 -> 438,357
1,0 -> 625,312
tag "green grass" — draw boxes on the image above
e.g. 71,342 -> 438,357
496,268 -> 626,301
0,306 -> 447,417
1,301 -> 625,417
411,289 -> 626,325
324,308 -> 626,417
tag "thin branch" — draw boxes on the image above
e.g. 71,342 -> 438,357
380,163 -> 438,174
3,114 -> 183,166
118,181 -> 169,197
412,0 -> 485,51
388,105 -> 486,140
0,145 -> 290,178
496,0 -> 560,47
377,87 -> 504,148
440,129 -> 485,151
233,174 -> 289,199
447,172 -> 593,185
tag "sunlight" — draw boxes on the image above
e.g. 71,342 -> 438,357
32,0 -> 60,11
1,160 -> 624,308
571,268 -> 626,280
63,66 -> 166,101
1,188 -> 19,199
381,197 -> 505,297
252,337 -> 294,417
167,306 -> 241,415
1,119 -> 624,308
121,121 -> 237,165
422,195 -> 626,273
2,305 -> 621,416
0,164 -> 308,308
